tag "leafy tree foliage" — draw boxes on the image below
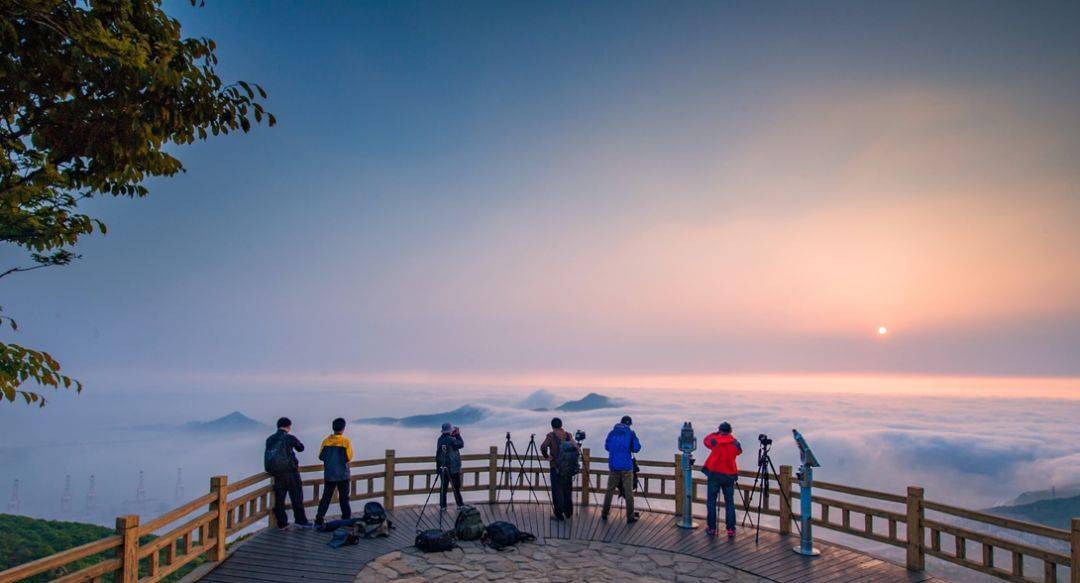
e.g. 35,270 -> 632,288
0,0 -> 273,405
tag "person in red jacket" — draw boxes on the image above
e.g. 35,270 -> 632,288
702,421 -> 742,537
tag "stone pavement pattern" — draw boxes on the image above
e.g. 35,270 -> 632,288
356,539 -> 771,582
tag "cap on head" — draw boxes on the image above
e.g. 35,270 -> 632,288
621,415 -> 632,426
441,422 -> 453,434
332,417 -> 346,432
718,422 -> 732,434
276,417 -> 291,429
551,417 -> 563,429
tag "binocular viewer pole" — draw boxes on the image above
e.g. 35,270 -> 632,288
676,421 -> 698,529
792,429 -> 821,557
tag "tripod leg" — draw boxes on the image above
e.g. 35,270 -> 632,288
416,467 -> 443,531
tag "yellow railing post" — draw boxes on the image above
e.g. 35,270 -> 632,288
906,486 -> 925,571
209,475 -> 228,562
779,464 -> 793,535
383,449 -> 396,510
115,515 -> 139,583
581,447 -> 591,507
674,453 -> 685,517
488,446 -> 498,503
1070,518 -> 1079,583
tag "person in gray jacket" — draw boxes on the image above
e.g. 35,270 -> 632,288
436,422 -> 465,508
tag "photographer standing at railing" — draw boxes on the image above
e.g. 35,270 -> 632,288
436,422 -> 465,509
314,417 -> 353,526
702,421 -> 743,538
601,415 -> 642,524
540,417 -> 577,520
264,417 -> 313,529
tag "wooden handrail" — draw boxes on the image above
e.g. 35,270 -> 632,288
924,500 -> 1071,542
0,448 -> 1075,583
0,535 -> 121,582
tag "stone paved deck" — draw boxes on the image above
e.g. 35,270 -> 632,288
198,502 -> 946,582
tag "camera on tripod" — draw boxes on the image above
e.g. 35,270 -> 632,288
574,429 -> 586,442
758,433 -> 772,446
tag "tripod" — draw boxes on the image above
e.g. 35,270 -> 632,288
498,433 -> 542,508
416,446 -> 448,531
739,439 -> 799,544
614,457 -> 652,514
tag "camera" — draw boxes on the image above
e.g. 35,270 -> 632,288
574,429 -> 586,442
758,433 -> 773,446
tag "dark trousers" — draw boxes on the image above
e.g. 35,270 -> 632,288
439,470 -> 463,508
315,480 -> 352,523
550,469 -> 574,518
705,470 -> 737,531
271,470 -> 308,526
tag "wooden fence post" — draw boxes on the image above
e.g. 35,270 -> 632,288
383,449 -> 396,510
581,447 -> 591,507
674,453 -> 685,517
778,464 -> 793,535
1070,518 -> 1079,583
209,476 -> 228,562
488,446 -> 498,503
267,475 -> 279,529
906,486 -> 925,571
115,515 -> 139,583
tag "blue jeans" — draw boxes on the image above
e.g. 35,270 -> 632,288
705,470 -> 737,531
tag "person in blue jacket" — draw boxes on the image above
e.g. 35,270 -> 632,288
601,415 -> 642,523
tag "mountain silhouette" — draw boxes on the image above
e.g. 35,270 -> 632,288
354,405 -> 489,428
184,411 -> 267,433
555,392 -> 620,412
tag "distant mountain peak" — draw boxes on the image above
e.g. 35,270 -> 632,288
555,392 -> 621,412
185,411 -> 267,432
354,405 -> 489,428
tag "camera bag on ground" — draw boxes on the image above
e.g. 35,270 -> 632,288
482,521 -> 536,551
415,529 -> 457,553
454,505 -> 485,541
327,527 -> 359,549
357,501 -> 392,538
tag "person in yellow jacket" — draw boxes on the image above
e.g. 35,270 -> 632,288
314,417 -> 353,526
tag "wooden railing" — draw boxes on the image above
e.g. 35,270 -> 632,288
0,448 -> 1075,583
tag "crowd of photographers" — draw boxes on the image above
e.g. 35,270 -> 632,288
263,414 -> 744,537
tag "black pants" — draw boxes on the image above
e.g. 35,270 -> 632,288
315,480 -> 352,523
550,469 -> 574,518
271,470 -> 308,526
439,470 -> 463,508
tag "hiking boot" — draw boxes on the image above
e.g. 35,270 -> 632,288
705,527 -> 717,537
726,528 -> 736,538
294,522 -> 314,530
627,512 -> 640,524
551,514 -> 565,521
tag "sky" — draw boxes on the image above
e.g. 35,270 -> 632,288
2,0 -> 1080,393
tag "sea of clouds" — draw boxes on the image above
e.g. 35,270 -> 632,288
1,381 -> 1077,529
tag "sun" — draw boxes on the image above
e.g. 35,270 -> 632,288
877,326 -> 889,336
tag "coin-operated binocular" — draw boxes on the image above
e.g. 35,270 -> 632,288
792,429 -> 821,556
676,422 -> 697,529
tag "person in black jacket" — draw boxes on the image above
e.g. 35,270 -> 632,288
314,417 -> 353,526
436,422 -> 465,508
264,417 -> 312,528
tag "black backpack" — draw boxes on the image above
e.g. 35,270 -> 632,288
555,435 -> 580,477
358,502 -> 392,538
482,521 -> 536,551
264,434 -> 293,474
454,505 -> 485,541
415,529 -> 457,553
